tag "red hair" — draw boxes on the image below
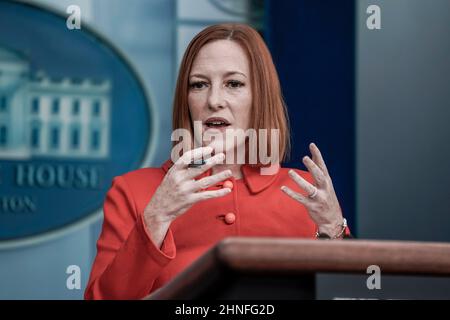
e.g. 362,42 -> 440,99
172,23 -> 290,162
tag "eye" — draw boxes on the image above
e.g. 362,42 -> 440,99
189,81 -> 208,90
226,80 -> 244,88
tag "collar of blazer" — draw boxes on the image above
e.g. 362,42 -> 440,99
161,159 -> 280,194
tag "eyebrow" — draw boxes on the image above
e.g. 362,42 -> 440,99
189,71 -> 247,79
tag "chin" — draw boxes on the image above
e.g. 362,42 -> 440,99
203,131 -> 247,162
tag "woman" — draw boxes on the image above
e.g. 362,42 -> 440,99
85,23 -> 350,300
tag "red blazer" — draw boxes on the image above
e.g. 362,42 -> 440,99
85,160 -> 344,300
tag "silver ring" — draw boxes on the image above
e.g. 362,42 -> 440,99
308,186 -> 318,199
188,159 -> 206,168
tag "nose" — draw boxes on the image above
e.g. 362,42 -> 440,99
207,84 -> 225,111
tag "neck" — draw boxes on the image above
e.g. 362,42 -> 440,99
211,163 -> 243,180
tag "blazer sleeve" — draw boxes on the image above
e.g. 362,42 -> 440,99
84,175 -> 176,300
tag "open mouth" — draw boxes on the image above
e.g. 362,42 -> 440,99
204,117 -> 231,128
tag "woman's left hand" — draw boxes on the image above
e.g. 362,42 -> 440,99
281,143 -> 344,238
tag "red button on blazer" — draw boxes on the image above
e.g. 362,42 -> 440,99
223,180 -> 234,189
224,212 -> 236,225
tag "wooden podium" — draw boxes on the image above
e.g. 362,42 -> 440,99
145,237 -> 450,299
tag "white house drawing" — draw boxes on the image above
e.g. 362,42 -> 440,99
0,46 -> 111,159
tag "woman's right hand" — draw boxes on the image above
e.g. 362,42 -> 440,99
142,146 -> 232,248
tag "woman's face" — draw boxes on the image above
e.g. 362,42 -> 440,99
188,39 -> 252,154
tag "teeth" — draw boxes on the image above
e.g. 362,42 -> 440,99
206,120 -> 228,126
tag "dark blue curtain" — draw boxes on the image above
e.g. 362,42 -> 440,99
265,0 -> 356,234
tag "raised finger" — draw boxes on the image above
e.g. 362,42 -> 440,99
309,143 -> 329,176
192,187 -> 232,202
280,186 -> 308,204
174,146 -> 213,170
302,156 -> 327,187
192,169 -> 232,191
184,152 -> 226,179
288,169 -> 317,196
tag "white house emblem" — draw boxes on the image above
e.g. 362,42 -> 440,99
0,1 -> 154,246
